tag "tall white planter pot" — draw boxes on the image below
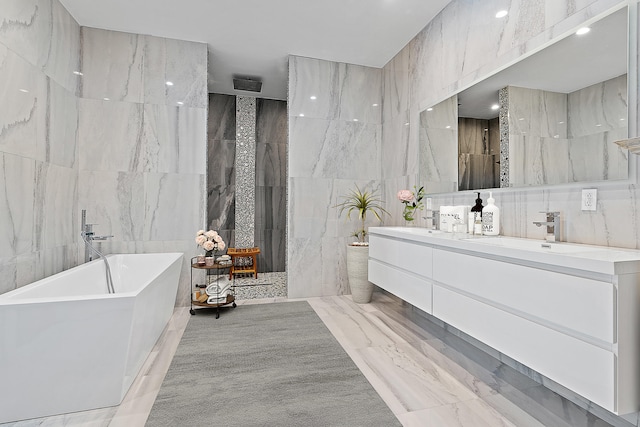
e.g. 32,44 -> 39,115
346,244 -> 373,303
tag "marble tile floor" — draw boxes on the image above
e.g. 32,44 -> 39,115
1,292 -> 628,426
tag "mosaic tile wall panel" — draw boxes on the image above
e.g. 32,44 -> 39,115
235,96 -> 256,248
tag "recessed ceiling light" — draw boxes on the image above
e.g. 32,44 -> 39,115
353,119 -> 359,122
495,10 -> 508,18
310,96 -> 317,100
73,71 -> 83,76
18,88 -> 29,93
177,101 -> 184,105
372,103 -> 379,107
446,125 -> 451,129
299,113 -> 305,117
103,97 -> 110,101
576,27 -> 590,35
491,104 -> 500,110
558,121 -> 565,124
165,81 -> 174,86
595,123 -> 602,127
404,122 -> 410,126
426,108 -> 433,111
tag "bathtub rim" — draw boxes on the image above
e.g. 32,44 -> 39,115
0,252 -> 184,304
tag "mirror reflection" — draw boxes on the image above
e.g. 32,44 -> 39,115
419,6 -> 628,193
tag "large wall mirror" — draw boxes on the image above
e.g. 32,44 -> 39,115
419,6 -> 629,194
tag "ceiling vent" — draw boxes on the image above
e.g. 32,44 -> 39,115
233,77 -> 262,92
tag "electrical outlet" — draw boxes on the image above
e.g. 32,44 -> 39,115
581,189 -> 597,211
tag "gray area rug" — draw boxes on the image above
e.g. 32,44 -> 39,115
146,301 -> 401,427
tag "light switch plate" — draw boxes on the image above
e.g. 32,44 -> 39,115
581,189 -> 597,211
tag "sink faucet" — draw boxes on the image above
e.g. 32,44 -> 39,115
533,211 -> 560,242
424,210 -> 440,230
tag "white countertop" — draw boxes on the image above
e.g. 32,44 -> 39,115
369,227 -> 640,275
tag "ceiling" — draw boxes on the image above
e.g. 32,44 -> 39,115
59,0 -> 453,100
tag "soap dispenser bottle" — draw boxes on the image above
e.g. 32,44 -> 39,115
469,192 -> 483,234
482,192 -> 500,236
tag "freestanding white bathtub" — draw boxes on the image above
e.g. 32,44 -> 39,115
0,252 -> 183,424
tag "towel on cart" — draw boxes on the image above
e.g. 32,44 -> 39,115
206,278 -> 231,296
207,294 -> 229,304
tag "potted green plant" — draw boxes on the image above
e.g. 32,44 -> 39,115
335,185 -> 388,303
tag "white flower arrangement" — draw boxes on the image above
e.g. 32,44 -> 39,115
195,229 -> 226,254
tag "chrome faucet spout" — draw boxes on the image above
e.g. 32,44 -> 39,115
80,209 -> 115,294
534,211 -> 560,242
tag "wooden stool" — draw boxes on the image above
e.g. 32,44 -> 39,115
227,247 -> 260,280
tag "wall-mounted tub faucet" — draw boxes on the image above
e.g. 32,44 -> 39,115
533,211 -> 560,242
81,210 -> 115,293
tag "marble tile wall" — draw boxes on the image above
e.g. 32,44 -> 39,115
418,95 -> 459,195
568,74 -> 628,182
0,2 -> 207,302
288,56 -> 382,298
507,86 -> 569,186
381,0 -> 640,423
78,27 -> 208,307
0,0 -> 81,295
255,98 -> 287,273
207,93 -> 236,248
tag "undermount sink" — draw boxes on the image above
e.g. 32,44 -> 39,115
463,236 -> 605,254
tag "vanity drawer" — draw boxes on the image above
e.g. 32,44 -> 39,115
432,249 -> 615,344
433,285 -> 615,411
369,234 -> 433,278
369,259 -> 433,314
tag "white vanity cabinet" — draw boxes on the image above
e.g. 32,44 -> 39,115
367,227 -> 640,415
368,234 -> 433,315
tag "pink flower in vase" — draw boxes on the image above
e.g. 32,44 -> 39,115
397,189 -> 414,203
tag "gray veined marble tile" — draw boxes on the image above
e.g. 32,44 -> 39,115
289,117 -> 380,180
383,47 -> 410,121
48,78 -> 78,168
0,153 -> 36,259
144,36 -> 207,109
142,105 -> 206,174
78,171 -> 146,242
568,75 -> 627,138
45,0 -> 81,95
288,56 -> 340,120
80,27 -> 144,103
337,63 -> 382,124
33,161 -> 77,251
78,98 -> 145,172
143,172 -> 204,241
256,98 -> 287,144
0,256 -> 17,295
0,0 -> 52,74
0,44 -> 47,161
